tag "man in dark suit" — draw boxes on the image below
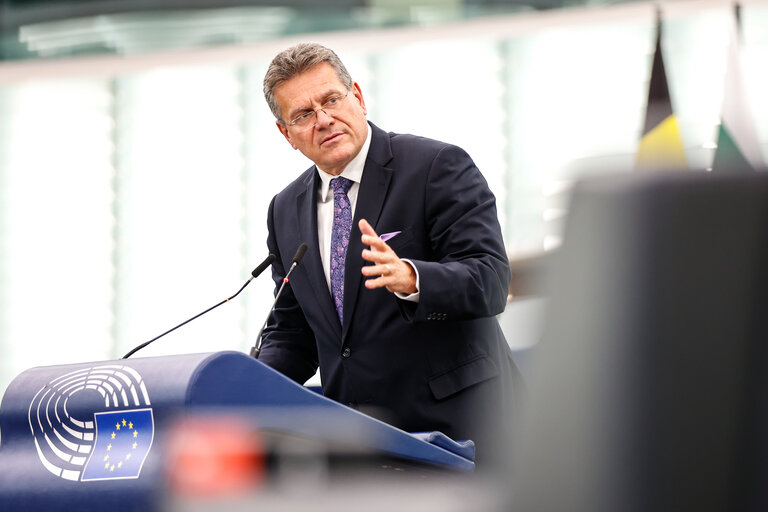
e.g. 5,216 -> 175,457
258,43 -> 521,464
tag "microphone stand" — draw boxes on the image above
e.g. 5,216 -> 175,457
122,254 -> 275,359
251,243 -> 307,359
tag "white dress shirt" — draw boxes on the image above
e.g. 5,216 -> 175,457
316,127 -> 371,290
315,126 -> 419,302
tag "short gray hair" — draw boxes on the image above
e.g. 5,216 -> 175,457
263,43 -> 353,123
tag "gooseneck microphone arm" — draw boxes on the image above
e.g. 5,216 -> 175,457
122,254 -> 276,359
250,243 -> 307,359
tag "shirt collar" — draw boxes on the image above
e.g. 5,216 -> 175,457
317,125 -> 372,202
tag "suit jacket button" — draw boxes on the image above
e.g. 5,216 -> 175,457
342,348 -> 351,358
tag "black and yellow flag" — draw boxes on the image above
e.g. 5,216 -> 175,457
636,15 -> 687,171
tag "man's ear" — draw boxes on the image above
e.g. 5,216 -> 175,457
276,120 -> 297,150
352,81 -> 367,116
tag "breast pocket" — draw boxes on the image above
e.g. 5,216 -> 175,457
384,228 -> 414,253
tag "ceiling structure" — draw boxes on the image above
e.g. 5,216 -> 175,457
0,0 -> 622,61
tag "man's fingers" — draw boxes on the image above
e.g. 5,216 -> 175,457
358,218 -> 378,237
364,272 -> 396,289
361,234 -> 389,252
359,218 -> 391,252
361,262 -> 390,276
365,279 -> 391,290
362,248 -> 391,263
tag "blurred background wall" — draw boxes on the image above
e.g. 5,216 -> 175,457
0,0 -> 766,398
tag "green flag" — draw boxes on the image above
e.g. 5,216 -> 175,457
711,6 -> 764,172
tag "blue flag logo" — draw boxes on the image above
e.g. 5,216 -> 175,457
81,408 -> 154,481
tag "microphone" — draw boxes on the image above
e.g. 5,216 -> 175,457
122,254 -> 276,359
292,243 -> 308,266
250,243 -> 307,359
250,255 -> 276,279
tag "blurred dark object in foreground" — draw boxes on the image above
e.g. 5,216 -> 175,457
507,250 -> 553,300
516,170 -> 768,512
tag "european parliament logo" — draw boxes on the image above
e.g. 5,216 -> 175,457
81,409 -> 154,481
28,364 -> 155,482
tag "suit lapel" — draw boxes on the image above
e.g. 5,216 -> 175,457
295,170 -> 342,339
342,124 -> 394,339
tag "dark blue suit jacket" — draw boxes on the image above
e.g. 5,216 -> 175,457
260,123 -> 520,450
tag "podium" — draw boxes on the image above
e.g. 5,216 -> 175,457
0,351 -> 474,510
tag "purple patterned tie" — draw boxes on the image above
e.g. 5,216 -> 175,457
330,176 -> 353,325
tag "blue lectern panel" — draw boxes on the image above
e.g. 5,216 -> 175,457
0,351 -> 473,510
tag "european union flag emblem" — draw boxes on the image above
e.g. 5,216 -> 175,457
81,408 -> 154,481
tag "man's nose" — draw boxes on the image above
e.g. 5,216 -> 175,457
315,108 -> 334,127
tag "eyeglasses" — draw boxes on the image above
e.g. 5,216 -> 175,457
285,90 -> 350,130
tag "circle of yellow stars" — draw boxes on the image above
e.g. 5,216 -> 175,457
101,418 -> 140,472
